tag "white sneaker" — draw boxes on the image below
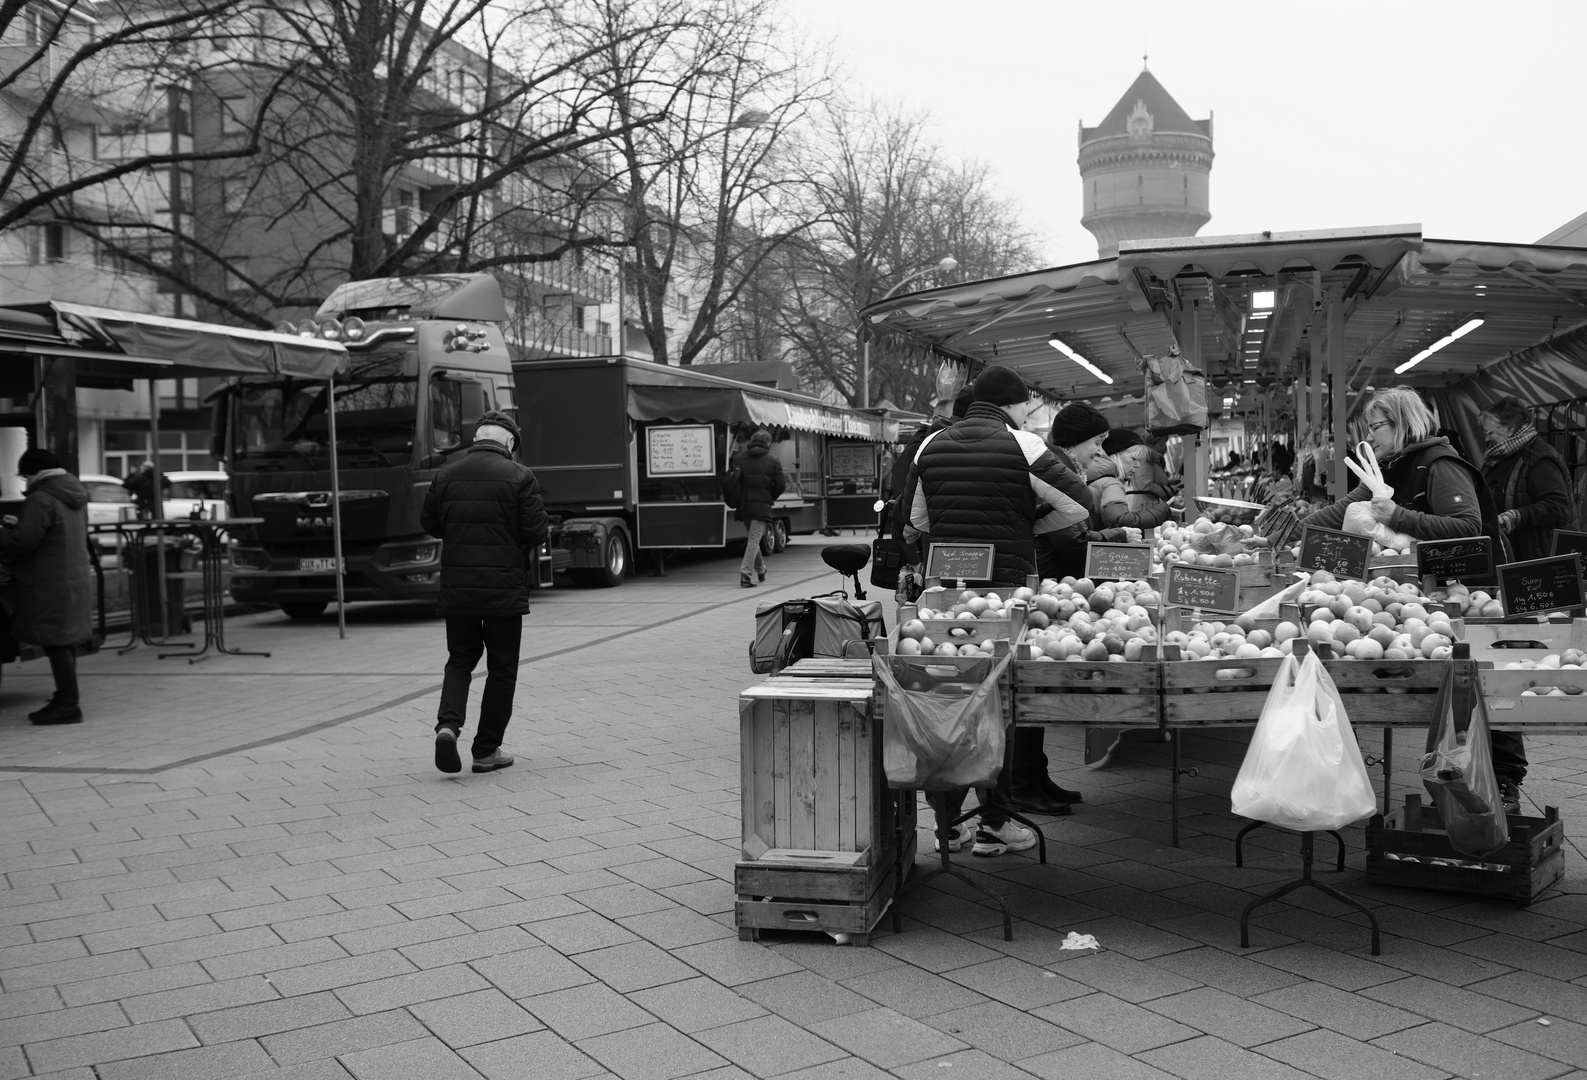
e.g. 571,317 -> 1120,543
972,821 -> 1037,857
933,823 -> 973,853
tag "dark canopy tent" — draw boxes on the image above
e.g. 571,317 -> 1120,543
0,300 -> 350,629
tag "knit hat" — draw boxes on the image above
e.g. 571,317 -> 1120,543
1102,428 -> 1143,455
17,448 -> 60,475
972,365 -> 1028,407
950,386 -> 974,419
749,429 -> 772,448
1049,402 -> 1110,448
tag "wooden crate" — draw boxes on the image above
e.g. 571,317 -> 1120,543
1161,654 -> 1455,727
1366,795 -> 1565,906
895,599 -> 1027,656
739,679 -> 881,861
778,658 -> 875,679
1461,618 -> 1587,662
1013,643 -> 1160,727
735,827 -> 916,944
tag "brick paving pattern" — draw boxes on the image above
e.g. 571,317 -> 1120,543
1,538 -> 1583,1079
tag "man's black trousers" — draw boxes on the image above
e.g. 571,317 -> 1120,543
437,614 -> 522,756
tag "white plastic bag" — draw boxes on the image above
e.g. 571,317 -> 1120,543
1239,573 -> 1308,621
1230,652 -> 1378,831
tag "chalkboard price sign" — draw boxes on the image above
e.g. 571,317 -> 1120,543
1085,542 -> 1154,582
1416,535 -> 1493,581
1552,529 -> 1587,563
1163,562 -> 1241,614
1498,553 -> 1585,618
926,543 -> 996,583
1298,524 -> 1373,581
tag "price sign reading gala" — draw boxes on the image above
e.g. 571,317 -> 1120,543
1416,535 -> 1493,582
1163,562 -> 1241,614
1498,553 -> 1585,618
1084,542 -> 1153,582
1298,524 -> 1372,581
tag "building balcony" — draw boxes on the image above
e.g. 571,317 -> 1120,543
515,257 -> 613,307
510,312 -> 612,360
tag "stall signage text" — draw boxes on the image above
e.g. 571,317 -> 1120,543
1298,524 -> 1372,580
1498,553 -> 1585,618
1416,535 -> 1493,581
1163,562 -> 1241,614
1085,542 -> 1154,582
645,425 -> 714,477
926,543 -> 996,583
1553,529 -> 1587,563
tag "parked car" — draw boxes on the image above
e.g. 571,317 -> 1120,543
81,473 -> 137,549
161,471 -> 229,521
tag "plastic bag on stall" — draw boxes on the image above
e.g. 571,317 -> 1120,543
875,650 -> 1009,791
1230,651 -> 1378,832
1420,662 -> 1509,857
1342,500 -> 1418,551
1140,350 -> 1208,436
1239,573 -> 1308,621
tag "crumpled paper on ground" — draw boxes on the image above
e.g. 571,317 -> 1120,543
1059,932 -> 1100,950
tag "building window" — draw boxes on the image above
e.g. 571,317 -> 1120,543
220,96 -> 251,135
102,427 -> 218,477
220,178 -> 247,213
43,223 -> 64,262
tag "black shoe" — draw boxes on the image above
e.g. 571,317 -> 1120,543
740,575 -> 756,588
1044,780 -> 1084,804
1500,781 -> 1521,816
31,703 -> 82,725
434,727 -> 461,774
1006,788 -> 1074,816
27,699 -> 61,723
757,568 -> 767,583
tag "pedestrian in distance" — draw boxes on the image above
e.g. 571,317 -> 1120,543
420,411 -> 549,775
0,449 -> 94,725
733,429 -> 785,588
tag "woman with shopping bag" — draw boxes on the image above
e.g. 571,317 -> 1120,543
1300,385 -> 1525,813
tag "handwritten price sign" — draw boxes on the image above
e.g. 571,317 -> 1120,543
1498,553 -> 1585,618
1163,562 -> 1241,614
646,425 -> 715,477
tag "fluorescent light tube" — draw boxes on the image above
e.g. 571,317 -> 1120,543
1047,336 -> 1114,384
1394,318 -> 1484,374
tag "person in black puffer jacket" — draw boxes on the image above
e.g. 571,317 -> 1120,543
420,411 -> 549,775
733,429 -> 785,588
907,366 -> 1092,854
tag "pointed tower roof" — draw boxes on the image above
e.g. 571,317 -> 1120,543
1081,70 -> 1210,141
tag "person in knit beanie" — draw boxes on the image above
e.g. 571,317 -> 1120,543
1049,402 -> 1110,466
1102,428 -> 1143,456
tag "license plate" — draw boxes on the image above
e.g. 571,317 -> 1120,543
297,557 -> 343,573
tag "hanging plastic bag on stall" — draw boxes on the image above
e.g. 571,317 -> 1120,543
1140,348 -> 1208,437
1230,651 -> 1377,832
1420,662 -> 1509,856
875,650 -> 1009,790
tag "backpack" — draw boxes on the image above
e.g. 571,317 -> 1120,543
722,467 -> 744,510
749,592 -> 885,674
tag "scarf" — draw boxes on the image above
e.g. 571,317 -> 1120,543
1485,425 -> 1537,464
24,467 -> 67,490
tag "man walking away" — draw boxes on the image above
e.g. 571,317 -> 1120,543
0,449 -> 94,725
420,411 -> 549,774
734,429 -> 785,588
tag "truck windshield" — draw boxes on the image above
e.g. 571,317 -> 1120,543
231,358 -> 418,469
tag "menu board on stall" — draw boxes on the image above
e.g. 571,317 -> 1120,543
926,543 -> 996,584
1552,529 -> 1587,563
1298,524 -> 1372,581
827,444 -> 875,479
645,425 -> 714,477
1163,562 -> 1241,614
1498,553 -> 1585,618
1084,542 -> 1154,582
1416,535 -> 1493,582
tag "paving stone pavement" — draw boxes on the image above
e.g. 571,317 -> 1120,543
1,537 -> 1584,1079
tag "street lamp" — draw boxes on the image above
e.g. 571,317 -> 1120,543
860,255 -> 957,409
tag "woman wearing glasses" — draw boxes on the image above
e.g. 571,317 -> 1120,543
1301,384 -> 1523,813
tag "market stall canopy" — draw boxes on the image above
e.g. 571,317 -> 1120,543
861,225 -> 1587,409
0,300 -> 347,382
623,357 -> 885,441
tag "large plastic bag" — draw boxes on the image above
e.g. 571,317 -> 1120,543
1420,662 -> 1509,856
876,651 -> 1009,791
1140,350 -> 1208,436
1230,651 -> 1378,831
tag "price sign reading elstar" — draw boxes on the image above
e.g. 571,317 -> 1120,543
925,543 -> 996,584
1298,524 -> 1372,581
1498,553 -> 1586,618
1084,542 -> 1153,582
1163,562 -> 1241,614
1416,535 -> 1493,582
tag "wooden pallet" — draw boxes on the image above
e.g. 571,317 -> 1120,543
1366,796 -> 1565,906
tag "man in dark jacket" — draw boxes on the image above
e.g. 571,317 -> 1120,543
420,411 -> 549,774
734,429 -> 785,588
907,366 -> 1092,854
0,449 -> 94,725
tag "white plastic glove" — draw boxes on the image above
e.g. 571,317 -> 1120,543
1122,527 -> 1143,543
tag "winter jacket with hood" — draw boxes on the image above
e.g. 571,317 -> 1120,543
908,402 -> 1091,586
421,441 -> 550,618
1483,436 -> 1573,563
1086,455 -> 1171,530
0,470 -> 93,647
732,443 -> 785,523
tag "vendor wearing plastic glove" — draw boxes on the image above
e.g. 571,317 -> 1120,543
1301,385 -> 1524,814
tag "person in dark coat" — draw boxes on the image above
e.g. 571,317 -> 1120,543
890,386 -> 973,556
733,429 -> 785,588
1039,403 -> 1137,582
0,449 -> 94,725
907,366 -> 1092,853
1480,397 -> 1573,564
420,411 -> 549,774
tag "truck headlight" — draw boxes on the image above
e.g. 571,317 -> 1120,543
387,543 -> 440,569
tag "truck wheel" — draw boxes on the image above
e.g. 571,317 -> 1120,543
573,531 -> 628,588
279,601 -> 327,620
771,519 -> 789,553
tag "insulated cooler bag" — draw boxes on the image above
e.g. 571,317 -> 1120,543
749,591 -> 885,674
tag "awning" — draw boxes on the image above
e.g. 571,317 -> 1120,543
626,386 -> 884,441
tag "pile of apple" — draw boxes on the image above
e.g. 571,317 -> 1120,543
1288,570 -> 1458,659
1156,518 -> 1272,569
1501,649 -> 1587,697
899,586 -> 1031,657
1019,578 -> 1162,663
1427,581 -> 1507,619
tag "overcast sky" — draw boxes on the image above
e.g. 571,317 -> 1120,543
789,0 -> 1586,269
